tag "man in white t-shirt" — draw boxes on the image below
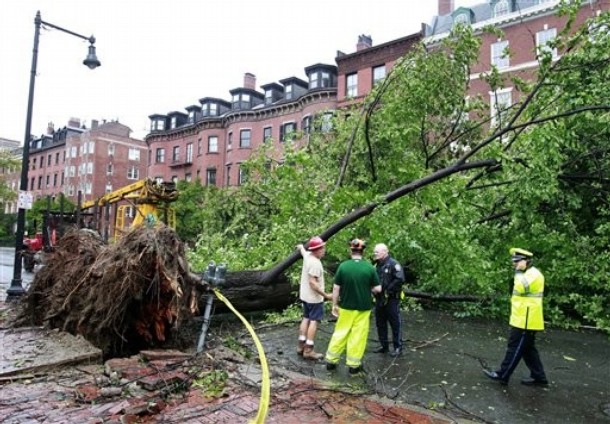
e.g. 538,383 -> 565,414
296,236 -> 332,360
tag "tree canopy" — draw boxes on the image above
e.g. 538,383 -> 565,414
176,3 -> 610,332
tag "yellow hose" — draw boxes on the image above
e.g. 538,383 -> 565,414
213,288 -> 270,423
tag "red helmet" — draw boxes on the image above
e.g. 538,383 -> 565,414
349,238 -> 366,251
307,236 -> 326,251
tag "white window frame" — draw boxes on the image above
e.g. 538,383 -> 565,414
536,26 -> 557,58
346,73 -> 358,97
490,88 -> 513,127
208,136 -> 218,153
491,40 -> 510,69
240,129 -> 251,148
493,0 -> 510,18
128,148 -> 140,161
127,166 -> 140,180
373,65 -> 386,86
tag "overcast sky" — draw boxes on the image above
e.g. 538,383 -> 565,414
0,0 -> 480,142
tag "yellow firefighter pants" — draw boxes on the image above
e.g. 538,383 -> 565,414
325,308 -> 371,367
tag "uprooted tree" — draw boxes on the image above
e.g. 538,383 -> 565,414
16,226 -> 201,356
180,4 -> 609,331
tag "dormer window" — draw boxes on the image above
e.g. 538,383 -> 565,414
310,73 -> 319,89
454,13 -> 469,25
170,116 -> 177,129
151,119 -> 165,131
285,85 -> 293,100
265,90 -> 274,105
188,110 -> 195,124
232,93 -> 252,110
493,0 -> 510,17
209,103 -> 217,116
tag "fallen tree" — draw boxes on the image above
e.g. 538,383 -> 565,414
15,226 -> 201,357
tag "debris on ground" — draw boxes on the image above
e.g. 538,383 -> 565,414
14,226 -> 203,357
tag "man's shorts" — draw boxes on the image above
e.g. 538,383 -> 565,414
302,301 -> 324,321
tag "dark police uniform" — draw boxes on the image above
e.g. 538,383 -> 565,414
375,256 -> 405,353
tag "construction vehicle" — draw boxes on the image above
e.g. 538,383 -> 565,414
81,178 -> 179,241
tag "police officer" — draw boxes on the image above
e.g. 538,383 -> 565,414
483,248 -> 548,385
372,243 -> 406,357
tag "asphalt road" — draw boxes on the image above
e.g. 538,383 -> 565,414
246,308 -> 610,423
0,246 -> 35,302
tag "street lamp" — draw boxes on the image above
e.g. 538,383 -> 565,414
6,11 -> 101,301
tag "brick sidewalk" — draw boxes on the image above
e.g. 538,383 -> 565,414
0,353 -> 454,423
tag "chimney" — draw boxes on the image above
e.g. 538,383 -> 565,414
91,119 -> 99,129
68,117 -> 81,128
356,34 -> 373,51
47,122 -> 55,135
438,0 -> 454,16
244,72 -> 256,90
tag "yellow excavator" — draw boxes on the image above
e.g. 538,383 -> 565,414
81,178 -> 178,239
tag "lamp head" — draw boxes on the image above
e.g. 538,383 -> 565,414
83,43 -> 101,69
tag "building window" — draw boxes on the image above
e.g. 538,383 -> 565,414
84,182 -> 92,195
490,88 -> 513,127
105,184 -> 112,193
107,163 -> 113,176
226,165 -> 231,186
53,173 -> 58,187
263,126 -> 272,143
240,129 -> 251,148
170,116 -> 177,129
186,143 -> 193,163
46,175 -> 50,187
128,148 -> 140,161
86,162 -> 93,174
55,152 -> 60,164
188,110 -> 196,124
39,156 -> 44,168
197,138 -> 202,155
285,85 -> 293,100
185,173 -> 192,182
37,176 -> 42,189
453,13 -> 469,25
265,90 -> 274,105
127,166 -> 140,180
208,136 -> 218,153
302,117 -> 312,134
209,103 -> 217,116
493,0 -> 510,17
172,146 -> 180,162
373,65 -> 386,86
206,169 -> 217,186
228,132 -> 233,149
536,27 -> 557,58
491,40 -> 509,69
320,112 -> 334,133
156,148 -> 165,163
280,122 -> 296,142
238,165 -> 248,185
346,73 -> 358,97
309,73 -> 319,89
47,154 -> 51,166
108,143 -> 115,156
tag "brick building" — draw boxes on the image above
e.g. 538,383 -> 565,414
4,118 -> 146,213
423,0 -> 610,124
144,32 -> 424,186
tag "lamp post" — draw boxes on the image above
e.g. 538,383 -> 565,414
6,11 -> 101,301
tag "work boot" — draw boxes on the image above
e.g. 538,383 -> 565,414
297,340 -> 305,355
302,344 -> 324,360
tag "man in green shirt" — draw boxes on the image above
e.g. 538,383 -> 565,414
325,239 -> 381,375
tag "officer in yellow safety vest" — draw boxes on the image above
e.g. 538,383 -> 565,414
483,248 -> 549,386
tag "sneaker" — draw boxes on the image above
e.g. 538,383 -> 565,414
348,366 -> 365,376
325,362 -> 337,371
483,369 -> 508,385
390,347 -> 402,357
521,377 -> 548,386
373,346 -> 389,353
